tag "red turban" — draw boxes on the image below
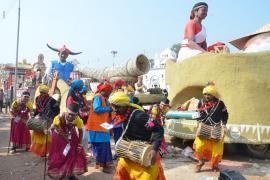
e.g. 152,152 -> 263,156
96,83 -> 113,93
114,79 -> 126,88
207,42 -> 225,52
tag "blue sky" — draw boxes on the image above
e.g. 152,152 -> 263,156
0,0 -> 269,69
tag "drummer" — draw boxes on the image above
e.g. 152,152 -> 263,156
147,98 -> 171,156
30,84 -> 60,157
109,91 -> 165,180
193,81 -> 228,172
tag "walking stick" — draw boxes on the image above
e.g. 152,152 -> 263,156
43,118 -> 49,180
7,119 -> 13,154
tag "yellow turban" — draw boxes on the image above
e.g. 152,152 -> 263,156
126,85 -> 135,92
203,85 -> 218,97
39,84 -> 49,93
109,91 -> 144,111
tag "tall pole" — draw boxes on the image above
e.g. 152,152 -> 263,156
110,50 -> 117,67
14,0 -> 21,99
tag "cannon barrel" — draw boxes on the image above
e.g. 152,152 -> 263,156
79,54 -> 150,82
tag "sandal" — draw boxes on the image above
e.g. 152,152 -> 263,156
211,166 -> 220,172
195,161 -> 205,173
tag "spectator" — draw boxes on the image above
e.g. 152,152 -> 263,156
0,89 -> 4,113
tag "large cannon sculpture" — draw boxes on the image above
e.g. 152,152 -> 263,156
78,54 -> 150,82
37,54 -> 151,112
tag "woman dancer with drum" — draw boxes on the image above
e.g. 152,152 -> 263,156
47,102 -> 87,179
10,91 -> 33,153
193,81 -> 228,172
148,98 -> 171,156
30,84 -> 60,157
109,91 -> 166,180
177,2 -> 208,62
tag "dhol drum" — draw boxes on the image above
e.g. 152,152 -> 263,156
196,122 -> 225,141
26,115 -> 51,133
115,138 -> 152,167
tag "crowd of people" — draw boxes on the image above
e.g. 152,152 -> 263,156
8,74 -> 171,179
7,74 -> 229,180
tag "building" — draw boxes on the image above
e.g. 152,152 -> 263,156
0,62 -> 32,91
143,48 -> 177,90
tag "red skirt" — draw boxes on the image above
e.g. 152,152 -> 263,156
10,119 -> 31,149
48,130 -> 88,178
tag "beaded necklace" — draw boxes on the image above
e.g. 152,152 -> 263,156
199,100 -> 217,112
113,107 -> 131,126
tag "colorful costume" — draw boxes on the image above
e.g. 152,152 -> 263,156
111,80 -> 127,144
43,44 -> 82,83
79,85 -> 90,150
193,83 -> 228,171
177,2 -> 208,62
48,113 -> 87,179
66,80 -> 84,107
148,104 -> 170,155
86,83 -> 113,169
109,92 -> 166,180
31,84 -> 60,156
10,97 -> 33,150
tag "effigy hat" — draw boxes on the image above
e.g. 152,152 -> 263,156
47,43 -> 82,55
229,23 -> 270,50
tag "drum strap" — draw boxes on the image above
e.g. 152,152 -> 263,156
200,100 -> 221,126
118,109 -> 139,142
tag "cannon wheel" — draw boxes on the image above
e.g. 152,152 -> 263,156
244,144 -> 270,159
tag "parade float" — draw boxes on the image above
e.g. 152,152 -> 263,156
40,54 -> 166,114
165,50 -> 270,158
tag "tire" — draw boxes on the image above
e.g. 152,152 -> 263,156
244,144 -> 270,159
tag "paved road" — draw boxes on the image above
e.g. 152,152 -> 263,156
0,113 -> 270,180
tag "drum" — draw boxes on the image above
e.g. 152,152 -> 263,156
26,115 -> 51,133
196,122 -> 224,141
115,138 -> 152,167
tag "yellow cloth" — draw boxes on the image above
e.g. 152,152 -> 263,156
11,100 -> 33,110
151,106 -> 169,117
32,131 -> 52,144
53,115 -> 83,129
39,84 -> 49,93
151,106 -> 158,116
193,136 -> 224,168
114,157 -> 165,180
109,91 -> 144,111
31,131 -> 52,156
126,85 -> 135,92
203,85 -> 218,97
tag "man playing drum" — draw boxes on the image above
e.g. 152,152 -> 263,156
109,91 -> 166,180
193,81 -> 228,172
30,84 -> 60,157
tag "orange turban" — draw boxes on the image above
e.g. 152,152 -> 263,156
96,83 -> 113,93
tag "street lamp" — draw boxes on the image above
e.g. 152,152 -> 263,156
110,50 -> 117,67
